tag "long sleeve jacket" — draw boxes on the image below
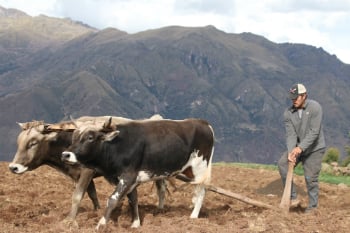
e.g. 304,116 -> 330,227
283,99 -> 326,155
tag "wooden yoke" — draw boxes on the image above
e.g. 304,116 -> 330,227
45,122 -> 77,132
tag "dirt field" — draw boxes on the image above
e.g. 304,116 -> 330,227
0,162 -> 349,233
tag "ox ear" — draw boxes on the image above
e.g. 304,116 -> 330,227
103,130 -> 120,142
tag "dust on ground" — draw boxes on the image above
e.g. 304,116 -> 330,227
0,162 -> 349,233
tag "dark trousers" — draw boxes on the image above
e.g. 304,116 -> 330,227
277,149 -> 325,208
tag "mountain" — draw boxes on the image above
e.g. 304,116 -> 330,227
1,6 -> 350,163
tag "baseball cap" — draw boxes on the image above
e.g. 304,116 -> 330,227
289,83 -> 307,99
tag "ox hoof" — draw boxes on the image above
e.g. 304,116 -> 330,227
95,224 -> 106,232
62,218 -> 79,229
96,217 -> 107,231
131,219 -> 141,228
153,207 -> 167,215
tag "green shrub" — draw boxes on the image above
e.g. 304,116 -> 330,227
322,147 -> 340,164
341,156 -> 350,167
342,146 -> 350,167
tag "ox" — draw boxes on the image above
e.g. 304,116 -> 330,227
8,115 -> 167,224
62,117 -> 214,230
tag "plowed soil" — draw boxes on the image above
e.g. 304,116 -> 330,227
0,162 -> 349,233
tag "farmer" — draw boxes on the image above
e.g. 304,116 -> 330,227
278,83 -> 326,213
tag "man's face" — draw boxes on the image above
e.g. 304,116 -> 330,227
292,94 -> 306,108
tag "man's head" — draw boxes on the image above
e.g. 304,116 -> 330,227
289,83 -> 307,108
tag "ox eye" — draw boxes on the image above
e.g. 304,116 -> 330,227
28,141 -> 38,149
88,134 -> 94,141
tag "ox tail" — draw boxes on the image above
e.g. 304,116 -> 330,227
189,145 -> 214,186
203,146 -> 214,185
202,124 -> 215,185
189,145 -> 214,219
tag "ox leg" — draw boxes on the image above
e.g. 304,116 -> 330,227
155,179 -> 166,209
66,169 -> 96,221
96,178 -> 135,230
86,180 -> 100,210
190,184 -> 205,218
127,188 -> 141,228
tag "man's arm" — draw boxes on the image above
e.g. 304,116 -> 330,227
284,110 -> 298,153
298,102 -> 323,151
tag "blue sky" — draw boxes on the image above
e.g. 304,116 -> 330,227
1,0 -> 350,64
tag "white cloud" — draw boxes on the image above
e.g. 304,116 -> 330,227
0,0 -> 350,63
268,0 -> 350,12
173,0 -> 234,15
0,0 -> 58,16
231,1 -> 350,63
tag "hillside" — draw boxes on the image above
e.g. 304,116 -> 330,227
1,162 -> 349,232
1,6 -> 350,163
0,6 -> 96,76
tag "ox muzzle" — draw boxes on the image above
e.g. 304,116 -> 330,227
61,151 -> 79,164
9,163 -> 28,174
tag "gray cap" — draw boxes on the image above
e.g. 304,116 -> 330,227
289,83 -> 307,99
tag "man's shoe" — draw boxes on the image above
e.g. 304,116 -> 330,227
290,199 -> 301,208
304,206 -> 317,214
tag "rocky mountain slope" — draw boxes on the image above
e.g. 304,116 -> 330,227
1,6 -> 350,163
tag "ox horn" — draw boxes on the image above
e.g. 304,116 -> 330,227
102,117 -> 114,131
69,115 -> 76,122
17,122 -> 27,130
69,115 -> 79,128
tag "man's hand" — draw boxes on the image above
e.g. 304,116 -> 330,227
287,152 -> 296,164
288,146 -> 302,165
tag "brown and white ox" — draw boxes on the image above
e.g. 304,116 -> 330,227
62,117 -> 215,230
8,115 -> 167,224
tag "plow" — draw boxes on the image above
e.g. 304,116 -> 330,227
205,184 -> 275,209
168,178 -> 276,210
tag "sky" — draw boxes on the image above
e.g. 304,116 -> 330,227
1,0 -> 350,64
